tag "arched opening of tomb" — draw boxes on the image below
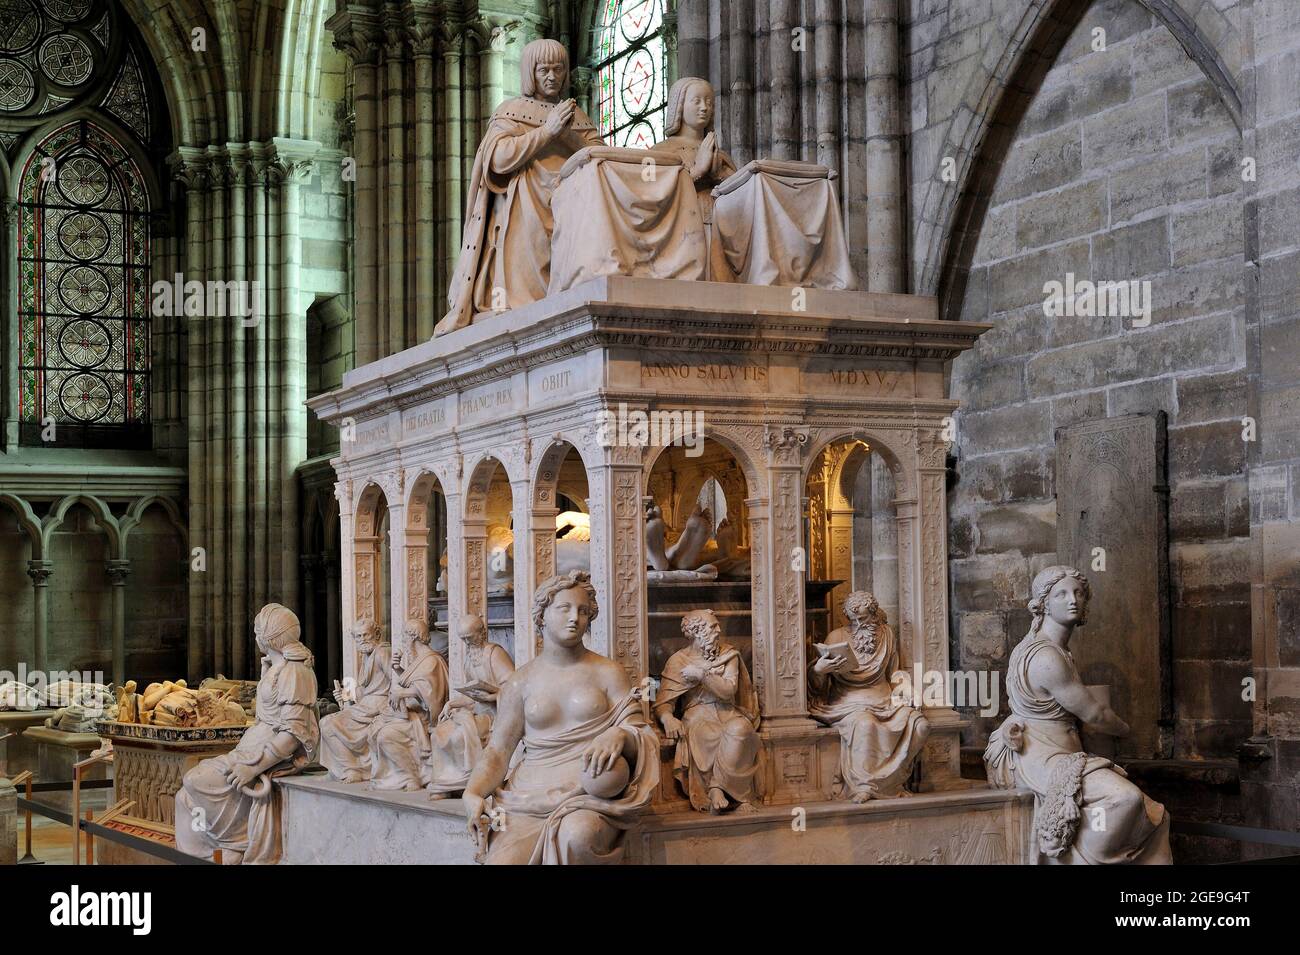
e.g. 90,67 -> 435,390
644,437 -> 754,680
463,457 -> 517,661
805,439 -> 899,637
409,471 -> 449,660
529,440 -> 592,659
353,482 -> 391,646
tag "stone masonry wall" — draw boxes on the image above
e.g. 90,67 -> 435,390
919,0 -> 1251,759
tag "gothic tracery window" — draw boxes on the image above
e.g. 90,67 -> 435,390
1,0 -> 162,448
592,0 -> 667,149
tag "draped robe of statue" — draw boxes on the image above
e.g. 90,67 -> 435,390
650,135 -> 737,282
984,635 -> 1171,864
484,691 -> 659,865
427,641 -> 516,796
655,641 -> 761,810
808,621 -> 927,799
319,641 -> 392,781
436,97 -> 604,335
174,650 -> 318,864
367,644 -> 450,791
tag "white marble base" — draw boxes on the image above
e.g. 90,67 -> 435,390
279,773 -> 1033,864
279,776 -> 478,864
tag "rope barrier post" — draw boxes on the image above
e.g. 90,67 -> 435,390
11,771 -> 37,864
84,809 -> 94,865
71,748 -> 112,866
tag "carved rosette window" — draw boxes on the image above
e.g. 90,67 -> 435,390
592,0 -> 667,148
2,0 -> 165,448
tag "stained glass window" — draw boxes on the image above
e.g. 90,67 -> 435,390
1,0 -> 162,448
17,119 -> 151,447
593,0 -> 667,149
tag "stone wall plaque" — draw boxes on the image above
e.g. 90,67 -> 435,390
1056,413 -> 1171,758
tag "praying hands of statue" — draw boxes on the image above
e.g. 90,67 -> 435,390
544,98 -> 577,139
691,132 -> 718,181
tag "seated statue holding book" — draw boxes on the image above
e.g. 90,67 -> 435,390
808,591 -> 929,801
427,613 -> 516,798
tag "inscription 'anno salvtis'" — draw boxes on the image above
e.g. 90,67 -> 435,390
642,361 -> 768,383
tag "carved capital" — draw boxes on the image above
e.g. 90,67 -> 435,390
764,426 -> 810,466
570,65 -> 593,98
334,478 -> 353,510
0,198 -> 19,228
106,559 -> 131,585
27,559 -> 54,586
207,158 -> 233,189
467,16 -> 520,53
662,8 -> 679,53
171,157 -> 208,192
406,14 -> 438,56
330,13 -> 383,66
383,23 -> 407,61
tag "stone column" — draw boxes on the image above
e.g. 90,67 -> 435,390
476,20 -> 513,128
814,0 -> 840,171
728,0 -> 754,167
331,17 -> 382,365
227,152 -> 250,675
511,477 -> 534,665
272,142 -> 317,619
913,432 -> 963,788
760,428 -> 814,726
207,156 -> 229,677
865,0 -> 904,292
410,19 -> 438,342
26,560 -> 52,675
441,28 -> 465,297
334,480 -> 357,683
525,502 -> 559,666
383,26 -> 407,356
443,490 -> 467,684
662,5 -> 678,85
250,156 -> 271,627
770,0 -> 797,161
675,0 -> 707,79
173,152 -> 208,682
2,199 -> 18,451
106,559 -> 131,687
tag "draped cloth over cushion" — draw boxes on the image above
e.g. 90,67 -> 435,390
711,159 -> 857,290
547,146 -> 707,294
